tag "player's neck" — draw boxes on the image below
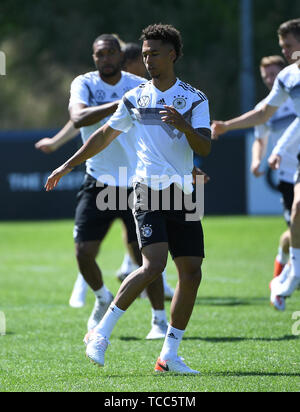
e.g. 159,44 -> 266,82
99,71 -> 122,86
151,73 -> 177,92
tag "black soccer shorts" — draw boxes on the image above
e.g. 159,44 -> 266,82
74,174 -> 137,244
132,182 -> 205,259
277,180 -> 294,226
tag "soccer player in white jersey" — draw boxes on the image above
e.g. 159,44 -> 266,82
40,34 -> 169,338
45,24 -> 211,374
212,19 -> 300,310
214,55 -> 297,281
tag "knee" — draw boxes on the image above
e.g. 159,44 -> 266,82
180,268 -> 202,288
76,243 -> 97,263
142,261 -> 166,282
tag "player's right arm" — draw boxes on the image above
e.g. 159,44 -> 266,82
70,101 -> 120,128
212,104 -> 277,139
45,124 -> 121,191
251,138 -> 268,177
35,120 -> 79,153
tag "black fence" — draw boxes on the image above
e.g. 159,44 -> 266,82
0,129 -> 246,220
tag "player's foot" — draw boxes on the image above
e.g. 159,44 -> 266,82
84,329 -> 109,367
270,277 -> 286,311
163,282 -> 174,301
87,292 -> 114,331
146,320 -> 168,340
154,357 -> 200,374
69,273 -> 88,308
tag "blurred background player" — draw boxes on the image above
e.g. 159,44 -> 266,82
251,56 -> 297,280
35,39 -> 175,308
212,18 -> 300,311
37,33 -> 168,339
212,55 -> 297,281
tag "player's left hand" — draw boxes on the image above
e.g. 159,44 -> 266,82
192,167 -> 210,184
160,105 -> 191,133
268,153 -> 281,170
45,164 -> 73,191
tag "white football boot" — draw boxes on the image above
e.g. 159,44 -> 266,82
87,292 -> 114,331
84,330 -> 109,367
155,357 -> 200,374
270,277 -> 286,311
146,320 -> 168,340
69,273 -> 88,308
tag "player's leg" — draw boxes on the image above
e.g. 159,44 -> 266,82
273,181 -> 293,278
69,272 -> 88,308
120,196 -> 168,339
273,229 -> 290,278
74,176 -> 114,329
271,180 -> 300,309
155,187 -> 204,374
84,242 -> 168,366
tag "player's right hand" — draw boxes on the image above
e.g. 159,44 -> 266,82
35,138 -> 56,154
45,164 -> 73,191
211,121 -> 228,140
250,160 -> 264,177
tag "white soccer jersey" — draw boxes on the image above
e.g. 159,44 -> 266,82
69,70 -> 146,186
107,78 -> 211,194
254,97 -> 297,183
264,63 -> 300,160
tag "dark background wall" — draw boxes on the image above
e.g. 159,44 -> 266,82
0,130 -> 246,220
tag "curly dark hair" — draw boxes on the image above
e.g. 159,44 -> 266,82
140,23 -> 183,62
278,18 -> 300,41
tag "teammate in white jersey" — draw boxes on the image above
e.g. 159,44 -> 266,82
212,19 -> 300,310
45,24 -> 211,374
214,55 -> 297,280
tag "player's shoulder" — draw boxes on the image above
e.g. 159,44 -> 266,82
121,71 -> 147,84
123,79 -> 151,99
72,71 -> 98,85
177,79 -> 208,103
277,64 -> 298,83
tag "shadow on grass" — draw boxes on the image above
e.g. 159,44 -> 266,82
119,335 -> 299,343
183,334 -> 299,342
195,296 -> 269,307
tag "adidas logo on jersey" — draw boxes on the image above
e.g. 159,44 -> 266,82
111,92 -> 118,99
157,98 -> 166,105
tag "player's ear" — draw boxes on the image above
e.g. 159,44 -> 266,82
169,48 -> 177,63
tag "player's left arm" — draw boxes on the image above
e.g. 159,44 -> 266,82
45,124 -> 121,191
160,105 -> 211,156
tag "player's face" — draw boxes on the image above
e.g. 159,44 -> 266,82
93,40 -> 123,78
142,40 -> 176,79
279,33 -> 300,64
260,64 -> 282,90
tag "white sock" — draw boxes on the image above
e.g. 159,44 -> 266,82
93,285 -> 110,302
160,325 -> 185,361
289,247 -> 300,279
73,273 -> 88,292
94,303 -> 125,339
120,253 -> 131,271
152,309 -> 168,325
276,247 -> 289,265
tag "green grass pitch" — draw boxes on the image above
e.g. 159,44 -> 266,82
0,216 -> 299,392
